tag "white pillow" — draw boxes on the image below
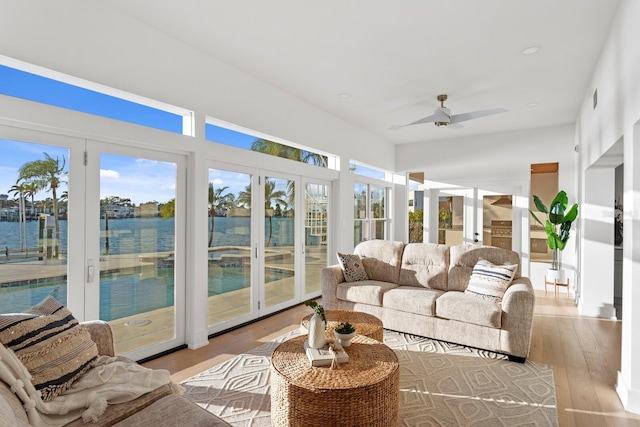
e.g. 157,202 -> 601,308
464,258 -> 517,304
336,253 -> 369,282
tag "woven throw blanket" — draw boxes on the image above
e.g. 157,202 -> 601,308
0,342 -> 173,426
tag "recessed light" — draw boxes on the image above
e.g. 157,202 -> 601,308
527,102 -> 539,107
338,92 -> 351,99
521,46 -> 540,55
389,125 -> 401,130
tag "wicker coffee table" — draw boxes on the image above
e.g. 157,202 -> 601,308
270,334 -> 399,426
300,309 -> 384,341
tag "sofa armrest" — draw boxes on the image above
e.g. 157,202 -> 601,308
499,277 -> 535,359
321,264 -> 345,309
82,320 -> 115,357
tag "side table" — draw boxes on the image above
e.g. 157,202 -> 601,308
270,334 -> 399,426
300,309 -> 384,341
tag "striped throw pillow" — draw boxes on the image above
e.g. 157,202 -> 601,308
0,296 -> 99,401
464,258 -> 517,304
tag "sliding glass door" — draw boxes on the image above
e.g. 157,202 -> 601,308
206,165 -> 254,328
85,143 -> 186,359
206,163 -> 329,331
0,135 -> 76,314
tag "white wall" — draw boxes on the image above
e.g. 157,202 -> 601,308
573,0 -> 640,413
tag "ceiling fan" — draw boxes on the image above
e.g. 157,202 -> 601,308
400,94 -> 507,129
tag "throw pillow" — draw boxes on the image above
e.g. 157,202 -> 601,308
464,258 -> 517,304
0,296 -> 99,401
337,252 -> 369,282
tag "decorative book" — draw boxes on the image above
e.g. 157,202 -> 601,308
304,341 -> 349,367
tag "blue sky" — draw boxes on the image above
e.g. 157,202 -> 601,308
0,65 -> 263,205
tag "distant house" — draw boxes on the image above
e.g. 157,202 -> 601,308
136,202 -> 159,218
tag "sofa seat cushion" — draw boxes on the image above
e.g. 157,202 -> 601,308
63,383 -> 177,427
382,286 -> 444,316
336,280 -> 398,306
435,291 -> 502,329
112,394 -> 231,427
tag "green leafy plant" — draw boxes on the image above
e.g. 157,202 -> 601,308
530,190 -> 579,271
334,322 -> 355,334
304,299 -> 326,323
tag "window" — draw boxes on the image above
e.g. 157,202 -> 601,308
349,162 -> 387,180
354,182 -> 389,245
0,60 -> 192,135
206,120 -> 333,168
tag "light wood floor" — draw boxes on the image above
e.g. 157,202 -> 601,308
143,290 -> 640,427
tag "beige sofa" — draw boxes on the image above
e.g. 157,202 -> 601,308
322,240 -> 535,362
0,321 -> 229,427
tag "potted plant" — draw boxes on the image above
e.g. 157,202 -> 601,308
530,190 -> 579,283
304,300 -> 326,349
334,322 -> 356,347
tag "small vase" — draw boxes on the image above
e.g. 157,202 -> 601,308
308,313 -> 326,349
334,330 -> 356,347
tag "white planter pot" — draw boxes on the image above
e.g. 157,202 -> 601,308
334,330 -> 356,347
308,313 -> 326,349
547,268 -> 567,284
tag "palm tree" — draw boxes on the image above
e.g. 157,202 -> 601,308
18,153 -> 66,258
23,181 -> 39,220
264,180 -> 287,246
251,138 -> 327,167
208,184 -> 235,246
237,179 -> 288,246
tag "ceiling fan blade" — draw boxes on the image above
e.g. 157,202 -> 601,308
450,108 -> 507,124
401,109 -> 449,127
448,123 -> 464,129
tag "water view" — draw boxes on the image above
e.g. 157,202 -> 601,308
0,216 -> 296,316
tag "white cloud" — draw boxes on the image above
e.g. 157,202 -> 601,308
100,169 -> 120,179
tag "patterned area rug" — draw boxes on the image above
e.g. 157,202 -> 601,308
181,329 -> 557,426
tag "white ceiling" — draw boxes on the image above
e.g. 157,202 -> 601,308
102,0 -> 620,146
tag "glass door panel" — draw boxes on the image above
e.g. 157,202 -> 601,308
207,167 -> 253,327
0,139 -> 70,313
263,176 -> 295,307
98,153 -> 178,355
303,181 -> 328,296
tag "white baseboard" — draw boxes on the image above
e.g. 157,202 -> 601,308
617,371 -> 640,414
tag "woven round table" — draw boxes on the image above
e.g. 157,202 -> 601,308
300,310 -> 384,341
270,334 -> 399,427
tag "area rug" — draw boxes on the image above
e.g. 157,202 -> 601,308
181,330 -> 557,426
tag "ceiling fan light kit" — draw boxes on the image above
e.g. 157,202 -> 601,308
401,94 -> 507,129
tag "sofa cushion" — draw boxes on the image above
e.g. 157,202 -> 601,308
354,240 -> 404,283
398,243 -> 449,290
112,394 -> 231,427
382,286 -> 444,316
465,258 -> 517,303
0,296 -> 99,401
336,252 -> 369,282
448,244 -> 521,292
336,280 -> 398,306
436,291 -> 502,329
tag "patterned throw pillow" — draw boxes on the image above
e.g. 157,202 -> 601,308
464,258 -> 517,304
0,296 -> 99,401
337,252 -> 369,282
